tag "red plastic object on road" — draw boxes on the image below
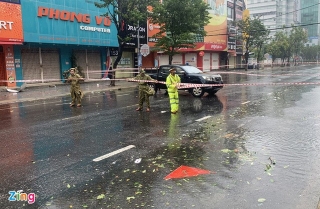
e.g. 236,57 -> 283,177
164,165 -> 212,180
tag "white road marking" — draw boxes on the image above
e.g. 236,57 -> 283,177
93,145 -> 136,162
195,116 -> 212,122
55,103 -> 71,106
117,94 -> 129,97
241,101 -> 250,105
60,115 -> 82,121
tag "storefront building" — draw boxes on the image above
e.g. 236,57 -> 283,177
142,0 -> 229,71
10,0 -> 118,86
0,0 -> 23,87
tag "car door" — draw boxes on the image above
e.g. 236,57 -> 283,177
157,66 -> 170,89
175,67 -> 187,84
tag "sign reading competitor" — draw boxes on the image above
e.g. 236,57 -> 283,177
20,0 -> 118,46
0,2 -> 23,43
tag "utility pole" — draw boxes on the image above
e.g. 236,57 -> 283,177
137,20 -> 141,71
234,0 -> 237,69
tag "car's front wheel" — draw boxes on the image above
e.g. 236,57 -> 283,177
190,87 -> 204,97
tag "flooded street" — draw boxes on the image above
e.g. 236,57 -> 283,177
1,66 -> 320,209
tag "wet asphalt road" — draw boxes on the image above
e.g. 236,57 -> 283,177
1,66 -> 320,209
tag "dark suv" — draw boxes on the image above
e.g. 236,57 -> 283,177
149,65 -> 223,97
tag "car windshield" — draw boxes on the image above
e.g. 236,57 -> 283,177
183,66 -> 203,74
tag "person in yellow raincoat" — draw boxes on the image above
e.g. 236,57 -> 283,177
166,68 -> 181,114
67,68 -> 84,107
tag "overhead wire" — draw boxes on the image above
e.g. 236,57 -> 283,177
205,22 -> 320,37
205,2 -> 320,34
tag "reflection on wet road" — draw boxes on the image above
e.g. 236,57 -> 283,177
1,66 -> 320,208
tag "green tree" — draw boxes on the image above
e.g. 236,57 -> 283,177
149,0 -> 210,64
266,30 -> 290,66
236,17 -> 269,68
301,45 -> 320,62
95,0 -> 158,86
289,26 -> 308,65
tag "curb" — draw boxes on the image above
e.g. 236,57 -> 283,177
0,83 -> 137,105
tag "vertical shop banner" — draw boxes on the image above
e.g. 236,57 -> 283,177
21,0 -> 118,46
204,0 -> 228,51
147,20 -> 161,47
0,2 -> 23,43
4,45 -> 16,87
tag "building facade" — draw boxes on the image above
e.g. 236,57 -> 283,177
246,0 -> 301,38
142,0 -> 234,71
0,0 -> 119,87
300,0 -> 320,46
0,0 -> 23,87
227,0 -> 245,68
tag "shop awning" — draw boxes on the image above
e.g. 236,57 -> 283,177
0,41 -> 23,45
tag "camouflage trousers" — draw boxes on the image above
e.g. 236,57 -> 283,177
70,86 -> 82,105
138,85 -> 150,108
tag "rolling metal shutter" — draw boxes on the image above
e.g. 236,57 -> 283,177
22,48 -> 60,83
87,50 -> 101,79
21,48 -> 41,83
41,49 -> 60,82
203,53 -> 211,72
74,50 -> 101,80
73,50 -> 86,78
159,54 -> 169,66
211,53 -> 219,70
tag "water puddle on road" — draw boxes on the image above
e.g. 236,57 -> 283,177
36,105 -> 320,208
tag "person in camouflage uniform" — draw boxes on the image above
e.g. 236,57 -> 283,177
67,68 -> 84,107
133,69 -> 157,112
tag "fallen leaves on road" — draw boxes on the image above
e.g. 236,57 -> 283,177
96,194 -> 105,200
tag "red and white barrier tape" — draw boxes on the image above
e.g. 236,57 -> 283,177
2,78 -> 320,88
124,79 -> 320,88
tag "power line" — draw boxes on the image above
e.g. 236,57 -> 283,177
206,2 -> 320,34
261,2 -> 320,21
205,22 -> 320,36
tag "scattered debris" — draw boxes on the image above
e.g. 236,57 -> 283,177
6,83 -> 26,93
269,157 -> 276,165
164,165 -> 212,180
135,158 -> 142,164
265,164 -> 272,171
96,194 -> 105,200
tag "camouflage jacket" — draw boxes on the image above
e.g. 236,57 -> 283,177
68,74 -> 82,87
134,74 -> 153,87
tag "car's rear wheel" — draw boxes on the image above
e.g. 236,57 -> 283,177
190,87 -> 204,97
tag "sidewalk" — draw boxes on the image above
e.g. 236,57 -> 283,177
0,80 -> 137,105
